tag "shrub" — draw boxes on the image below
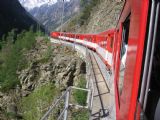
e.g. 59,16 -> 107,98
69,0 -> 100,27
71,109 -> 89,120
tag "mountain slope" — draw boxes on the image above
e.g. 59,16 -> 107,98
83,0 -> 124,33
23,0 -> 80,31
0,0 -> 44,38
63,0 -> 124,33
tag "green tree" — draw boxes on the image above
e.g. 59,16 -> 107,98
0,28 -> 40,91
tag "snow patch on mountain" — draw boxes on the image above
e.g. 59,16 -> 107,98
19,0 -> 57,10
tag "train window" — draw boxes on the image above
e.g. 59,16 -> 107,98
90,37 -> 92,42
103,41 -> 104,48
103,41 -> 105,48
138,2 -> 160,120
118,17 -> 130,95
76,36 -> 79,39
110,37 -> 114,49
104,41 -> 107,48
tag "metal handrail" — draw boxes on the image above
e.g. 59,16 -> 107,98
41,47 -> 95,120
41,86 -> 92,120
85,49 -> 95,119
40,87 -> 71,120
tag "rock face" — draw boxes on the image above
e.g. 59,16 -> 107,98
84,0 -> 124,33
64,0 -> 124,33
18,38 -> 86,92
0,0 -> 44,38
0,37 -> 86,119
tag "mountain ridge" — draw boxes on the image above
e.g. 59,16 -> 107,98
28,0 -> 80,31
0,0 -> 44,38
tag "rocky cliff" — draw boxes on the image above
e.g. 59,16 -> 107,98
0,0 -> 44,38
82,0 -> 124,33
63,0 -> 124,33
0,37 -> 86,119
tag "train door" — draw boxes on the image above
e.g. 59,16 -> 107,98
138,1 -> 160,120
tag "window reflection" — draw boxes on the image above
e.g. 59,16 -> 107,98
118,19 -> 130,95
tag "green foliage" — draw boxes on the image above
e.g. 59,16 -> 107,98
74,89 -> 87,106
44,45 -> 52,61
79,5 -> 91,25
71,109 -> 89,120
37,37 -> 52,64
73,75 -> 87,106
6,29 -> 17,43
90,0 -> 100,7
44,37 -> 52,58
0,28 -> 38,91
80,0 -> 89,8
67,16 -> 79,31
20,83 -> 59,120
77,75 -> 87,88
5,112 -> 18,119
80,0 -> 100,25
0,42 -> 2,50
68,0 -> 100,28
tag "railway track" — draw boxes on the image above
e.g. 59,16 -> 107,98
89,52 -> 111,119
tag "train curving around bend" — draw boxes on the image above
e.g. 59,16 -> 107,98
51,0 -> 160,120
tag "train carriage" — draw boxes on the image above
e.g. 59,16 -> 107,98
50,0 -> 160,119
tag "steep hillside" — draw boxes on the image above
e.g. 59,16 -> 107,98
27,0 -> 80,31
63,0 -> 124,33
0,34 -> 87,119
0,0 -> 44,38
82,0 -> 124,33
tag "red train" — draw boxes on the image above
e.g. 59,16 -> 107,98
51,0 -> 160,120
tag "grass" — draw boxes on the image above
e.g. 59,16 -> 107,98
71,74 -> 89,120
37,37 -> 52,64
73,75 -> 88,106
43,42 -> 52,62
20,83 -> 59,120
73,89 -> 88,106
71,109 -> 89,120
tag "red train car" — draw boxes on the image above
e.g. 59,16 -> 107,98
114,0 -> 160,120
50,0 -> 160,119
